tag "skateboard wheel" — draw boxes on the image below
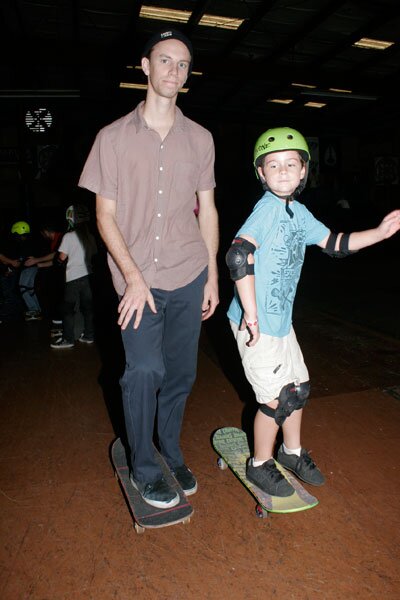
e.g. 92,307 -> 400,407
217,457 -> 228,470
182,517 -> 191,525
255,504 -> 268,519
134,523 -> 145,534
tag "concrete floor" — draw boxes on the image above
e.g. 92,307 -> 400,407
1,248 -> 400,599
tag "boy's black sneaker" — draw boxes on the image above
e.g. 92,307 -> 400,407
277,446 -> 325,486
171,464 -> 198,495
246,458 -> 295,497
130,474 -> 179,509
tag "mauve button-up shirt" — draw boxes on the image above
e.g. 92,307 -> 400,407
78,101 -> 216,295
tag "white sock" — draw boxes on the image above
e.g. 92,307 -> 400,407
282,443 -> 301,457
252,458 -> 272,467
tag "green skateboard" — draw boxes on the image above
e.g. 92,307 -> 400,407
212,427 -> 319,517
111,438 -> 193,534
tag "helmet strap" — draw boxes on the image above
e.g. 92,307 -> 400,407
285,196 -> 294,219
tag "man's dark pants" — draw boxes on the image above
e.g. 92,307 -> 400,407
120,269 -> 207,484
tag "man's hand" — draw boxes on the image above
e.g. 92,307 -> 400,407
201,279 -> 219,321
118,277 -> 157,330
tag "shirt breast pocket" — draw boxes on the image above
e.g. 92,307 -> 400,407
172,161 -> 199,200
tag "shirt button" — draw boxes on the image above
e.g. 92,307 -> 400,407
155,236 -> 160,240
159,166 -> 163,171
154,258 -> 158,263
157,213 -> 161,217
158,190 -> 163,194
160,145 -> 164,149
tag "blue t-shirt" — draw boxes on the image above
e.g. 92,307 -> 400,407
227,192 -> 329,337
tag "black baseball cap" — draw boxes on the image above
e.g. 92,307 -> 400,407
142,28 -> 193,74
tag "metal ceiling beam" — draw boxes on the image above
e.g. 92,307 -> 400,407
309,4 -> 400,69
219,0 -> 280,58
211,1 -> 348,112
184,0 -> 212,35
261,0 -> 347,64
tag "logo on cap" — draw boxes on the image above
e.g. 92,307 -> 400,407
160,31 -> 173,39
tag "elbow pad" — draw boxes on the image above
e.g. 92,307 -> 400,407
322,232 -> 356,258
225,237 -> 256,281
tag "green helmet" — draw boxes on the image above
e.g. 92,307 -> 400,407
254,127 -> 310,167
253,127 -> 310,196
11,221 -> 30,235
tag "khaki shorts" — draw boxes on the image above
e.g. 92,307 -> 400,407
230,321 -> 309,405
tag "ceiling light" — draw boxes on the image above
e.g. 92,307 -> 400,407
140,5 -> 243,30
119,82 -> 189,93
329,87 -> 352,93
120,83 -> 147,90
267,99 -> 293,104
301,90 -> 376,100
304,101 -> 326,108
139,6 -> 190,23
353,37 -> 394,50
291,82 -> 317,89
198,15 -> 243,30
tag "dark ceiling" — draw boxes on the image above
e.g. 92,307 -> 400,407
2,0 -> 400,135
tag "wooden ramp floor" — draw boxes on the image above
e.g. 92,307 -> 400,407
1,308 -> 400,600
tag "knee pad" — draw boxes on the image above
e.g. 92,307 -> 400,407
273,381 -> 311,426
296,381 -> 310,406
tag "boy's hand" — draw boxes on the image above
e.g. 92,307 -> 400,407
377,209 -> 400,240
240,316 -> 260,347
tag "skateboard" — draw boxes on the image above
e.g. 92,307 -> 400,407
111,437 -> 193,534
212,427 -> 319,518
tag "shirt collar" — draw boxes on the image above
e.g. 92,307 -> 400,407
132,101 -> 187,133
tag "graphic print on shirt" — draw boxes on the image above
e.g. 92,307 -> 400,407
265,219 -> 306,316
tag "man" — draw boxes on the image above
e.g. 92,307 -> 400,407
79,29 -> 219,509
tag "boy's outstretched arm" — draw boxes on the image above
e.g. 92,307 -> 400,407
228,234 -> 260,347
318,209 -> 400,252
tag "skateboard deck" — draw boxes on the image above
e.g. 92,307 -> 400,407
212,427 -> 319,517
111,438 -> 193,534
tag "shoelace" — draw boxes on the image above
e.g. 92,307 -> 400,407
263,462 -> 285,482
300,451 -> 316,471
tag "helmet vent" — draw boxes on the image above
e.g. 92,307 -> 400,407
287,134 -> 294,139
267,136 -> 275,142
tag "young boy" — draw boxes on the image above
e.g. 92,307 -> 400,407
226,127 -> 400,497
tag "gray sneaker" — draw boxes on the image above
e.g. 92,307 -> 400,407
130,475 -> 179,509
277,446 -> 325,486
78,334 -> 94,344
171,464 -> 198,495
246,458 -> 295,497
